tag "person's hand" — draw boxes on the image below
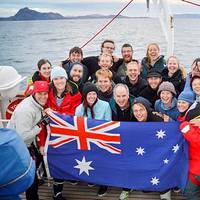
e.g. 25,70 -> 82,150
153,112 -> 163,118
163,114 -> 170,122
113,55 -> 119,62
39,146 -> 46,156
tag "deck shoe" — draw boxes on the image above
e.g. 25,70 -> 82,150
97,186 -> 108,197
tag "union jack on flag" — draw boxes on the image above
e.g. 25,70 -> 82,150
47,110 -> 121,154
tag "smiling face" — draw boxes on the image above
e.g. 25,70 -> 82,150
147,44 -> 160,62
70,64 -> 83,82
39,62 -> 52,79
147,76 -> 162,89
192,78 -> 200,96
177,100 -> 190,113
121,47 -> 133,63
53,76 -> 67,92
133,103 -> 148,122
114,86 -> 129,110
86,91 -> 97,106
96,76 -> 112,92
160,90 -> 173,105
34,91 -> 48,106
127,62 -> 140,82
69,52 -> 83,63
98,54 -> 113,70
167,56 -> 179,76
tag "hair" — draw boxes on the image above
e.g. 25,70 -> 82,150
95,69 -> 113,81
192,57 -> 200,69
121,43 -> 133,52
167,55 -> 180,66
69,46 -> 83,56
98,53 -> 113,63
146,43 -> 160,66
37,59 -> 51,70
50,80 -> 72,98
101,40 -> 115,51
127,60 -> 140,69
113,83 -> 129,98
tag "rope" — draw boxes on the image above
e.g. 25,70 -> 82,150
80,0 -> 134,49
181,0 -> 200,6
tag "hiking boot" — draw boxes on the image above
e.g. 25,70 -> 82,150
97,186 -> 108,197
119,190 -> 129,200
67,180 -> 78,185
53,193 -> 66,200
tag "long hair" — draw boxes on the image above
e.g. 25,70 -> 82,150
83,97 -> 98,119
146,43 -> 160,66
50,80 -> 72,98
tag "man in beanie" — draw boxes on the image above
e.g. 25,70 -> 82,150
7,81 -> 49,200
155,81 -> 179,121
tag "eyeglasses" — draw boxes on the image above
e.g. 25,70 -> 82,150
103,46 -> 115,50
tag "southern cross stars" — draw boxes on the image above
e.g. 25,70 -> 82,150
163,159 -> 169,164
151,177 -> 160,185
74,156 -> 94,176
136,147 -> 145,156
172,144 -> 180,153
156,129 -> 166,139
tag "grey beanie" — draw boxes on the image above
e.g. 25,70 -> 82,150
157,81 -> 176,96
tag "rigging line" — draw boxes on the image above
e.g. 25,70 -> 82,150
181,0 -> 200,7
80,0 -> 134,49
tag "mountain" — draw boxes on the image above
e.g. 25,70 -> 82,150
0,7 -> 65,21
0,7 -> 129,21
174,14 -> 200,19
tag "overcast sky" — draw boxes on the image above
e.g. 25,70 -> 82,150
0,0 -> 199,17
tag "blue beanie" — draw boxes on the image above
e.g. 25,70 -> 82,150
51,66 -> 68,81
178,89 -> 195,105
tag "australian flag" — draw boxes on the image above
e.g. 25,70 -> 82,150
46,110 -> 188,191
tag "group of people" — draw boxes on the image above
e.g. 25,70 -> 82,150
7,39 -> 200,200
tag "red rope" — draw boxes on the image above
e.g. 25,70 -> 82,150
80,0 -> 134,49
181,0 -> 200,6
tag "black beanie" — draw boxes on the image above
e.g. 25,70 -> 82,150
82,82 -> 98,98
185,102 -> 200,121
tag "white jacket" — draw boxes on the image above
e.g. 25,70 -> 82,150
7,95 -> 42,146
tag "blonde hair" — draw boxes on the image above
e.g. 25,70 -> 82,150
98,53 -> 113,63
95,69 -> 113,81
167,56 -> 180,66
146,43 -> 160,65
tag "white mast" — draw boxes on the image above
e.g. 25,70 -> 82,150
149,0 -> 174,57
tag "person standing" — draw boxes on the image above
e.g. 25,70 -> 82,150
7,81 -> 49,200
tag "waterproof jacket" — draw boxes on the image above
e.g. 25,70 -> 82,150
75,99 -> 112,121
122,76 -> 147,97
141,55 -> 166,79
155,97 -> 180,121
180,121 -> 200,176
7,95 -> 42,146
162,68 -> 185,96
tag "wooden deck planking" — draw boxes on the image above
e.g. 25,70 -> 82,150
21,180 -> 186,200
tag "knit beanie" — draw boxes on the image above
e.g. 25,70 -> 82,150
82,82 -> 98,98
157,81 -> 176,96
133,97 -> 152,112
178,90 -> 195,105
33,81 -> 49,93
51,66 -> 68,81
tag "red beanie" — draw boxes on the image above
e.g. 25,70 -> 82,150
33,81 -> 49,93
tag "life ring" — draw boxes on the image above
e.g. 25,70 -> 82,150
6,95 -> 25,119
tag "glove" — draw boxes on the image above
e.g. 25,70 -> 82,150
37,115 -> 50,127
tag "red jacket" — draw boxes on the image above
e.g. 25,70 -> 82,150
180,121 -> 200,176
48,89 -> 81,115
37,89 -> 82,147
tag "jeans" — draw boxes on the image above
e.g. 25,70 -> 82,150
184,175 -> 200,200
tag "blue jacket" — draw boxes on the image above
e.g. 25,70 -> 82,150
75,99 -> 112,121
155,97 -> 180,121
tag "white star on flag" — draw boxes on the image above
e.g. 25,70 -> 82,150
163,159 -> 169,164
136,147 -> 145,156
151,177 -> 160,185
74,156 -> 94,176
156,129 -> 166,139
172,144 -> 180,153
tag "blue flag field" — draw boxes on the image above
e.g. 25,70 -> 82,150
46,111 -> 188,192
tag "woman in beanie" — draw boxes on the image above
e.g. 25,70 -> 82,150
132,97 -> 171,200
75,82 -> 111,197
48,66 -> 81,200
155,81 -> 179,121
